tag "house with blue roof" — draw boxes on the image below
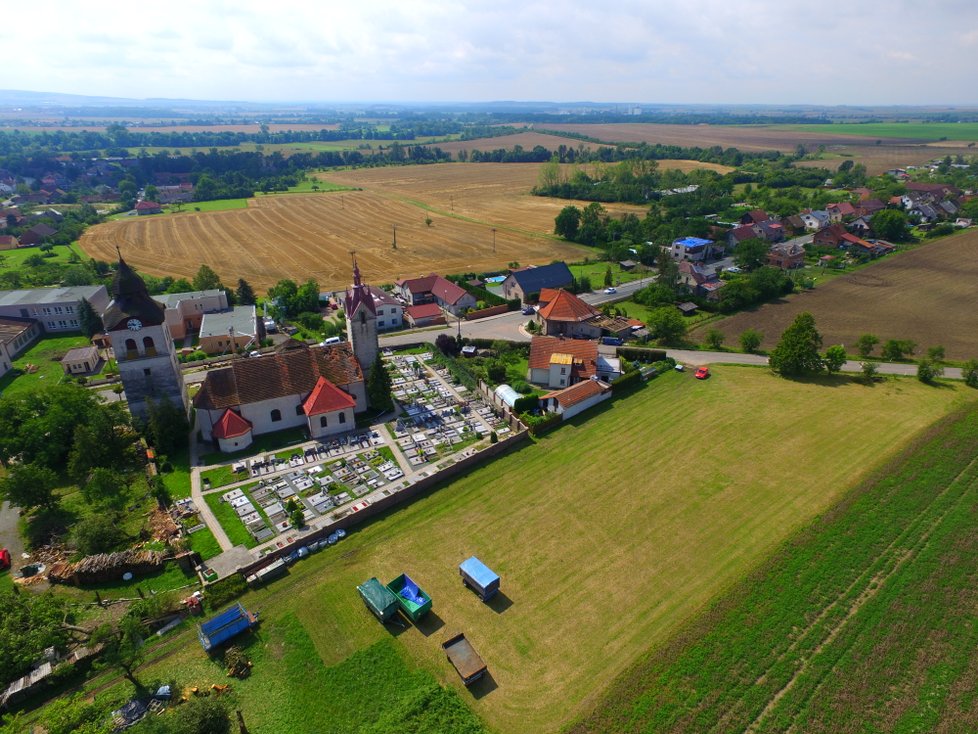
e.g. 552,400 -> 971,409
668,236 -> 720,263
501,262 -> 574,304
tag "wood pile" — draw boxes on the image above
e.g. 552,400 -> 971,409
48,549 -> 164,585
148,508 -> 179,542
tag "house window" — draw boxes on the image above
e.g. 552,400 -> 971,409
378,321 -> 385,327
295,404 -> 304,416
560,367 -> 566,375
58,321 -> 67,329
65,305 -> 74,314
143,336 -> 156,356
338,412 -> 346,424
54,306 -> 63,315
270,409 -> 282,422
320,416 -> 328,428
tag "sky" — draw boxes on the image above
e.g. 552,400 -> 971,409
7,0 -> 978,105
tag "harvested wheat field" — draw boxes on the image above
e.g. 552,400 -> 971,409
80,164 -> 614,291
432,131 -> 607,158
710,230 -> 978,360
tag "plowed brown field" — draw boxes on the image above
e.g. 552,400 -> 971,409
80,163 -> 630,291
710,229 -> 978,360
533,123 -> 962,175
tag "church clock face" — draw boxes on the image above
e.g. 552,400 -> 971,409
127,318 -> 143,331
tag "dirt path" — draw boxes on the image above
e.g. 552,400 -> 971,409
0,500 -> 24,570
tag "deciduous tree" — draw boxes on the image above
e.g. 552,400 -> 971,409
769,312 -> 824,377
733,238 -> 770,272
824,344 -> 847,373
739,328 -> 763,353
0,464 -> 59,511
646,306 -> 687,345
856,333 -> 879,358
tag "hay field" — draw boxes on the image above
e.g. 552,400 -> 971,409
432,131 -> 608,157
80,163 -> 613,291
130,367 -> 965,733
711,229 -> 978,359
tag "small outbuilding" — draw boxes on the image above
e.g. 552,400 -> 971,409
211,409 -> 254,453
61,346 -> 101,375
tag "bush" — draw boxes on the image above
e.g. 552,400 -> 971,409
205,574 -> 248,611
880,339 -> 917,361
69,513 -> 128,555
513,395 -> 540,414
963,359 -> 978,388
739,328 -> 763,353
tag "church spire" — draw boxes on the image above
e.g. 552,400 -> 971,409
352,252 -> 362,288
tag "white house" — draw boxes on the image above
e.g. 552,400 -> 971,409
541,379 -> 612,421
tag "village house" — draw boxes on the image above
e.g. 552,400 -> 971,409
740,209 -> 772,225
849,216 -> 873,236
540,379 -> 613,421
404,303 -> 446,328
0,235 -> 17,250
767,242 -> 806,270
813,223 -> 849,248
500,262 -> 574,303
527,336 -> 620,389
394,274 -> 476,315
156,289 -> 230,341
678,261 -> 725,300
135,200 -> 162,215
18,223 -> 57,246
800,210 -> 831,231
826,201 -> 857,222
365,286 -> 403,330
536,289 -> 601,339
855,199 -> 886,218
198,305 -> 261,355
668,236 -> 719,262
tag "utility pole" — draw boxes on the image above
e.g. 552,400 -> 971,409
491,228 -> 496,254
392,224 -> 397,250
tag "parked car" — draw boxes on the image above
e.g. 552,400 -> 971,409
521,306 -> 535,315
725,266 -> 742,274
601,336 -> 623,346
695,366 -> 710,380
604,287 -> 617,294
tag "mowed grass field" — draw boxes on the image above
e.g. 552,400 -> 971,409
711,229 -> 978,360
100,367 -> 965,733
571,403 -> 978,734
79,162 -> 636,291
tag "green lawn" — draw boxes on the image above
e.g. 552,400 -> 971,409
768,121 -> 978,141
186,526 -> 222,561
200,427 -> 307,466
204,491 -> 258,549
200,464 -> 247,490
164,199 -> 250,213
77,367 -> 968,733
0,334 -> 94,395
568,261 -> 649,287
159,446 -> 192,500
0,244 -> 82,274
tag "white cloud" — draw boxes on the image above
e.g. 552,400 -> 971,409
3,0 -> 978,104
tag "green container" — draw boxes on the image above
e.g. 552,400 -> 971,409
386,573 -> 432,622
357,577 -> 400,622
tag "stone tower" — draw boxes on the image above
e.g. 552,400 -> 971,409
103,257 -> 188,421
344,256 -> 378,377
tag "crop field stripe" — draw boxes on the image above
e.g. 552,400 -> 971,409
743,449 -> 978,733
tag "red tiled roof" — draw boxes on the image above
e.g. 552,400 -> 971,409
212,409 -> 253,439
405,303 -> 443,320
537,289 -> 598,323
0,235 -> 17,246
828,201 -> 856,216
729,224 -> 759,242
302,376 -> 356,415
528,336 -> 598,378
543,378 -> 611,408
194,341 -> 363,411
428,275 -> 470,306
135,200 -> 161,210
538,288 -> 562,305
841,233 -> 874,249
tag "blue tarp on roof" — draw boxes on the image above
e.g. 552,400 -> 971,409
460,557 -> 500,589
198,602 -> 256,651
673,237 -> 713,248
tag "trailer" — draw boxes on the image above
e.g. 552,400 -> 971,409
357,577 -> 400,622
459,556 -> 500,601
386,573 -> 432,622
198,603 -> 258,652
442,633 -> 487,685
245,558 -> 287,587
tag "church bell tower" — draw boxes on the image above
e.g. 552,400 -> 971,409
102,257 -> 189,421
344,255 -> 379,376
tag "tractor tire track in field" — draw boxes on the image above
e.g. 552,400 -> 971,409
735,452 -> 978,734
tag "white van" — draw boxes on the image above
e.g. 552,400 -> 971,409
320,336 -> 341,346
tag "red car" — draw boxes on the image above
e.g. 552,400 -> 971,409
694,366 -> 710,380
0,548 -> 10,571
